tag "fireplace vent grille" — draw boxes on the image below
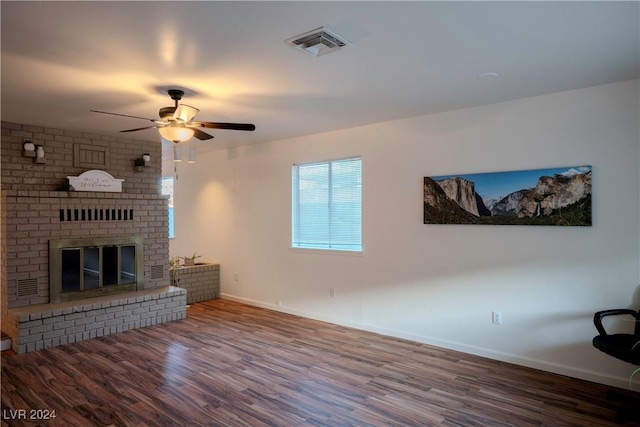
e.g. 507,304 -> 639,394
150,265 -> 164,280
59,208 -> 134,222
17,278 -> 38,298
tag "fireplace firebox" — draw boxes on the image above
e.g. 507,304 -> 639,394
49,236 -> 144,302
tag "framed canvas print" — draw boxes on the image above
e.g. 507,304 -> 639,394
424,165 -> 592,226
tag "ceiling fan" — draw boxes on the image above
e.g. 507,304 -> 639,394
91,89 -> 255,143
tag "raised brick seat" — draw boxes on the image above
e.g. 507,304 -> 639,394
171,263 -> 220,304
4,286 -> 186,353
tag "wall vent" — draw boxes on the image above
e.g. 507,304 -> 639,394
150,265 -> 164,280
17,278 -> 38,298
286,27 -> 352,57
59,208 -> 133,222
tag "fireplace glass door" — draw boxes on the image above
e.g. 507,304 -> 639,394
60,245 -> 136,293
50,237 -> 143,302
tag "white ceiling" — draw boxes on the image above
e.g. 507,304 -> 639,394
2,1 -> 638,154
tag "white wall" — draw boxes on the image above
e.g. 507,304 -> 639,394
170,80 -> 640,388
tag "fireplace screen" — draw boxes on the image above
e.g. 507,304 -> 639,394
50,237 -> 143,302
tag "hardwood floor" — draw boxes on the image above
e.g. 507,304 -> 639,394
2,299 -> 638,426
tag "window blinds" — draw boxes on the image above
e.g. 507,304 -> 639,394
292,157 -> 362,251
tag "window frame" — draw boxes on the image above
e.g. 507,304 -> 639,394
291,156 -> 363,254
161,176 -> 175,239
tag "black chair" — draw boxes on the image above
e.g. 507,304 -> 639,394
593,309 -> 640,423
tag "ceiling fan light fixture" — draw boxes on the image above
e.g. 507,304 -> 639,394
173,146 -> 182,162
159,126 -> 195,144
188,147 -> 197,164
173,104 -> 199,122
92,88 -> 255,142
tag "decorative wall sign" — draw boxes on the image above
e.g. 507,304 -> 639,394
67,170 -> 124,193
424,165 -> 592,226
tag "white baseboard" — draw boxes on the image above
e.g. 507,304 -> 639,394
220,293 -> 637,390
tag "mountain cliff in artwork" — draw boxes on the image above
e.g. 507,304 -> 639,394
424,168 -> 592,226
491,190 -> 525,216
435,177 -> 491,217
423,178 -> 482,224
492,171 -> 591,219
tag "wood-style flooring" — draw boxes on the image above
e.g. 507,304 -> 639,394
2,299 -> 639,426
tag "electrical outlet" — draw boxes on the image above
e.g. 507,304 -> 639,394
492,311 -> 502,325
329,288 -> 336,298
234,272 -> 239,282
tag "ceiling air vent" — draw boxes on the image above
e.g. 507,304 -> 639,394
287,27 -> 352,57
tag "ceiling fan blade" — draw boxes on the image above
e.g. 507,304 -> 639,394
173,104 -> 199,122
120,125 -> 160,133
192,128 -> 214,140
90,110 -> 159,122
192,121 -> 256,131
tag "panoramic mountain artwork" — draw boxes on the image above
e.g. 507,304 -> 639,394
424,166 -> 592,226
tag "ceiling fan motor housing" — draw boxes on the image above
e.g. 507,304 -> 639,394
168,89 -> 184,101
159,89 -> 184,119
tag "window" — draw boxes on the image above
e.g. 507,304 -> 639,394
161,176 -> 175,238
292,156 -> 362,252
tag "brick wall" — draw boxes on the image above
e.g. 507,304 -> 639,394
1,121 -> 170,311
171,263 -> 220,304
1,122 -> 161,193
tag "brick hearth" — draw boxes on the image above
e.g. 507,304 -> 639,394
7,286 -> 186,353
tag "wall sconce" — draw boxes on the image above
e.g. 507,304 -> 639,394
188,148 -> 197,163
23,141 -> 36,157
23,141 -> 45,163
134,158 -> 145,172
134,153 -> 151,172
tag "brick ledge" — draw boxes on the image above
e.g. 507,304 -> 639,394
8,286 -> 185,321
6,286 -> 186,353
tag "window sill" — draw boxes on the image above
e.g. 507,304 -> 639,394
289,247 -> 364,257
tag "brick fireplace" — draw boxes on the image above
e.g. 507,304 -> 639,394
1,121 -> 185,353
